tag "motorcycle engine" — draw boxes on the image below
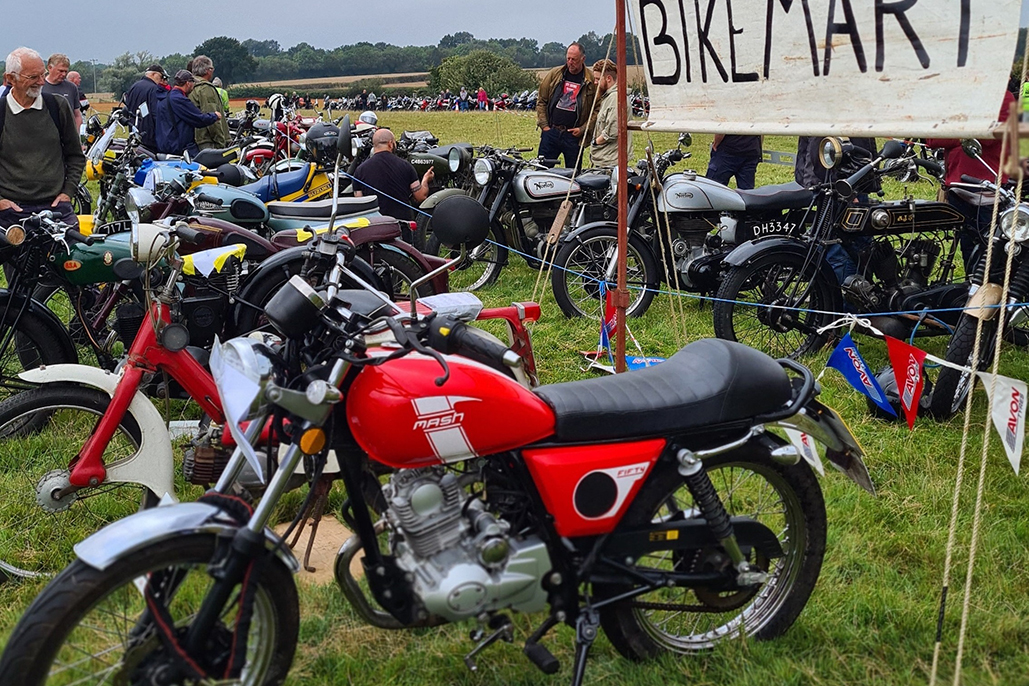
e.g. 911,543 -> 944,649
383,467 -> 552,622
666,214 -> 721,292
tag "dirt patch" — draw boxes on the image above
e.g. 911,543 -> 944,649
273,515 -> 363,586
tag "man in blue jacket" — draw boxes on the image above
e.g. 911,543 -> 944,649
156,70 -> 220,157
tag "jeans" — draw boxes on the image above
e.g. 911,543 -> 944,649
705,147 -> 759,190
947,192 -> 994,273
0,200 -> 78,230
539,128 -> 583,170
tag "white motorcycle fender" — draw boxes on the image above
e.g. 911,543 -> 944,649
18,364 -> 177,502
965,283 -> 1002,321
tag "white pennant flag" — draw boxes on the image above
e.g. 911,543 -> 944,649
783,429 -> 824,477
977,372 -> 1026,476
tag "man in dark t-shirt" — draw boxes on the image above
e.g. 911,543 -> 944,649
536,42 -> 597,170
353,128 -> 434,241
706,135 -> 762,190
41,53 -> 82,132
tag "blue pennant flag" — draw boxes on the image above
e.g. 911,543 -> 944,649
597,282 -> 615,367
826,333 -> 897,417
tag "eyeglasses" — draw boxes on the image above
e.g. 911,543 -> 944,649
13,72 -> 45,81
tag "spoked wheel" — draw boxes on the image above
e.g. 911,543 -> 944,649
713,252 -> 836,359
0,306 -> 77,403
425,228 -> 506,291
0,383 -> 157,581
0,534 -> 299,686
358,244 -> 435,301
550,227 -> 657,318
33,281 -> 142,368
930,315 -> 996,420
596,451 -> 826,659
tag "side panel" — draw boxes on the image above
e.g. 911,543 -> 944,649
347,354 -> 555,469
17,365 -> 177,501
523,439 -> 666,537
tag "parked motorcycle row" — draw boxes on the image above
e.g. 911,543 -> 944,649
0,100 -> 894,686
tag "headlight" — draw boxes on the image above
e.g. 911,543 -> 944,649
473,158 -> 494,186
131,222 -> 169,262
210,337 -> 283,422
1000,205 -> 1029,243
449,147 -> 462,173
125,187 -> 156,225
819,137 -> 844,170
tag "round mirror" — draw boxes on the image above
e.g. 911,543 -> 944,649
961,139 -> 983,159
430,195 -> 489,250
879,139 -> 906,160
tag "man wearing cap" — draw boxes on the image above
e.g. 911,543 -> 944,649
155,70 -> 221,157
122,64 -> 169,152
0,47 -> 85,229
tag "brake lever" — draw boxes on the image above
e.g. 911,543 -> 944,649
384,316 -> 451,386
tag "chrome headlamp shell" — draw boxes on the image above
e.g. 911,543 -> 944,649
1000,205 -> 1029,243
473,158 -> 494,186
210,337 -> 284,421
819,137 -> 844,170
130,221 -> 170,263
125,187 -> 157,225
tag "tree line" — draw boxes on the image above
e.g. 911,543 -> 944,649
68,31 -> 643,99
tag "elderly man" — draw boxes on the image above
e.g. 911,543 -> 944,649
536,42 -> 597,170
122,64 -> 168,151
156,70 -> 221,157
0,48 -> 85,228
41,53 -> 82,131
353,128 -> 433,239
189,55 -> 229,150
588,58 -> 630,170
66,71 -> 90,115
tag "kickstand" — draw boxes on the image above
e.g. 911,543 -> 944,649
569,608 -> 599,686
287,477 -> 331,572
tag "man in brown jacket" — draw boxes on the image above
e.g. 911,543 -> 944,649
536,42 -> 597,170
189,55 -> 229,150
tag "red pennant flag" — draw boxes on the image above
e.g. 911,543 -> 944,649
885,336 -> 928,430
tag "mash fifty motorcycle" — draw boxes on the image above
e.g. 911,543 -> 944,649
0,196 -> 873,686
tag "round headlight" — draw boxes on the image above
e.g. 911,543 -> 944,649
449,147 -> 462,173
125,187 -> 156,225
473,158 -> 494,186
819,137 -> 844,170
131,222 -> 170,262
1000,205 -> 1029,243
210,337 -> 283,422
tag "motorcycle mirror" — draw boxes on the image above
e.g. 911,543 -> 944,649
879,139 -> 907,160
961,138 -> 984,159
338,114 -> 353,164
677,132 -> 692,148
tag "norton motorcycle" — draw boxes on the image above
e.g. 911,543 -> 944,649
714,137 -> 966,360
0,195 -> 874,686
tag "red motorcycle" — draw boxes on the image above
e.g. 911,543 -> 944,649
1,197 -> 873,686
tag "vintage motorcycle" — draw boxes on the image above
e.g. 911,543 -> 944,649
714,138 -> 966,359
0,195 -> 874,686
550,135 -> 815,319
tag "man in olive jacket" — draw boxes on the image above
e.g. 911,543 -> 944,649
189,55 -> 229,150
536,42 -> 597,170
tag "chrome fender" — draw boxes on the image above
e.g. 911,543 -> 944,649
964,282 -> 1002,321
18,364 -> 177,502
74,501 -> 300,573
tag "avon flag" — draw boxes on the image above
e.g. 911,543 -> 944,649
885,336 -> 928,430
782,428 -> 824,476
977,372 -> 1026,475
597,282 -> 615,367
827,333 -> 896,417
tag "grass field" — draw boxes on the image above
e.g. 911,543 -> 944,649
1,111 -> 1028,685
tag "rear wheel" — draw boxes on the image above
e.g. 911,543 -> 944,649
713,252 -> 836,359
0,383 -> 156,581
596,451 -> 826,660
0,306 -> 76,403
0,534 -> 299,686
930,315 -> 996,420
425,227 -> 506,291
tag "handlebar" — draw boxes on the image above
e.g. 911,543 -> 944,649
914,157 -> 943,177
174,225 -> 206,245
426,316 -> 520,369
194,192 -> 224,206
65,229 -> 95,246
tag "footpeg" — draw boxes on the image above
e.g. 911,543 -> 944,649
463,615 -> 513,672
523,641 -> 560,674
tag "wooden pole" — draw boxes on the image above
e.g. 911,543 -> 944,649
615,0 -> 629,372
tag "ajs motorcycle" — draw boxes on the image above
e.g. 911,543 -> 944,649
714,138 -> 965,360
0,196 -> 874,686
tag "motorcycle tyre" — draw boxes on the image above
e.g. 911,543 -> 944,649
550,227 -> 657,319
413,212 -> 431,252
929,315 -> 996,420
425,228 -> 505,292
0,534 -> 298,686
0,383 -> 156,581
713,252 -> 835,359
358,245 -> 435,300
596,450 -> 826,660
0,307 -> 77,403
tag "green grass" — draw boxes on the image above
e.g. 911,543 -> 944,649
2,111 -> 1028,685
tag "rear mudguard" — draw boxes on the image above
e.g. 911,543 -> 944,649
75,501 -> 299,573
0,291 -> 78,364
420,187 -> 470,211
17,364 -> 177,501
722,235 -> 844,309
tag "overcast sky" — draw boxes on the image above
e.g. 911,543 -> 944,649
1,0 -> 1027,65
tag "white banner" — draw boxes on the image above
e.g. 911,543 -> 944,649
630,0 -> 1023,137
978,372 -> 1026,476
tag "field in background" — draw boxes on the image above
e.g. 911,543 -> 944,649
2,110 -> 1027,685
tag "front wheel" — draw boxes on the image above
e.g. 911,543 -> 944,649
0,534 -> 299,686
713,252 -> 836,359
596,449 -> 826,660
929,315 -> 997,420
550,227 -> 658,319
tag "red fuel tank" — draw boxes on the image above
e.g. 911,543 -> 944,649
347,353 -> 556,469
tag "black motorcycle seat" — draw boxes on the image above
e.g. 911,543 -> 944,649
193,146 -> 240,168
735,182 -> 814,211
267,196 -> 379,219
534,338 -> 792,443
575,173 -> 610,191
238,164 -> 312,203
